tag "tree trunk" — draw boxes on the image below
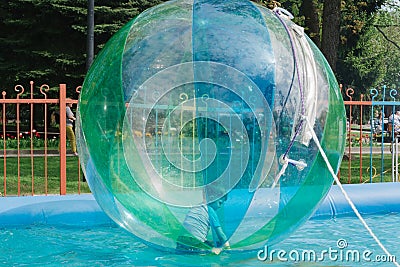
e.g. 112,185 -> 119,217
321,0 -> 341,72
301,0 -> 321,47
86,0 -> 94,71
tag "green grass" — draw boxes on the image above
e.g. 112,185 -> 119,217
1,152 -> 395,196
339,154 -> 397,184
0,156 -> 90,196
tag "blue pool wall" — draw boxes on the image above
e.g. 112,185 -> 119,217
1,183 -> 399,226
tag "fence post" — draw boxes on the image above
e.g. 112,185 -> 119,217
59,84 -> 67,195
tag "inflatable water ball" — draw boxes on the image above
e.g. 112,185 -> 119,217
77,0 -> 346,252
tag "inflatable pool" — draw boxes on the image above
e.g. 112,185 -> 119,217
1,183 -> 399,227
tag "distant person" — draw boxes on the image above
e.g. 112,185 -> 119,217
66,100 -> 78,156
371,111 -> 383,134
176,192 -> 230,255
59,99 -> 78,156
388,110 -> 400,134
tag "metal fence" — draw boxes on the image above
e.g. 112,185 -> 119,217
1,82 -> 398,196
0,81 -> 85,196
342,85 -> 400,184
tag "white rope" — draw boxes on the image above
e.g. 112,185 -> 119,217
271,156 -> 307,189
304,117 -> 399,267
271,157 -> 289,189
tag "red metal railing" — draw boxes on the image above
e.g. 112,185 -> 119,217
1,81 -> 82,196
1,82 -> 397,196
343,87 -> 373,183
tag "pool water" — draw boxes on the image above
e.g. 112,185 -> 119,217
1,213 -> 399,266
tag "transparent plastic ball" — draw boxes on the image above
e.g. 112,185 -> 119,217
77,0 -> 346,253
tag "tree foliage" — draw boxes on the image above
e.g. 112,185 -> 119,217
0,0 -> 164,96
0,0 -> 398,97
337,1 -> 399,92
0,0 -> 86,95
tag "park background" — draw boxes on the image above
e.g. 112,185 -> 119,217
1,0 -> 400,196
1,0 -> 399,97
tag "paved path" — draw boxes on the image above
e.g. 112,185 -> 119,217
345,145 -> 396,155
